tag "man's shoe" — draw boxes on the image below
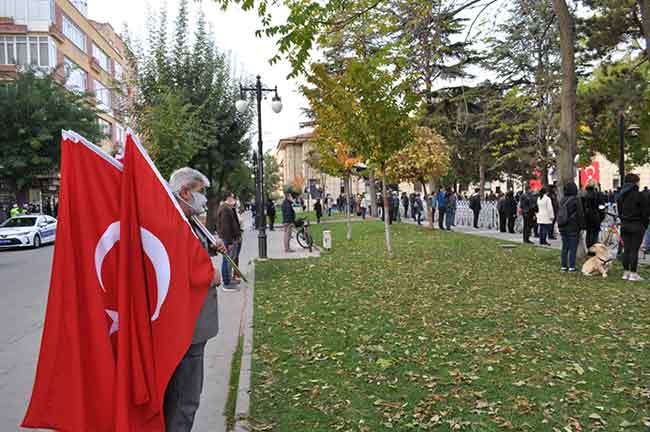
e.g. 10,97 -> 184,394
560,267 -> 568,272
568,268 -> 577,272
222,284 -> 240,292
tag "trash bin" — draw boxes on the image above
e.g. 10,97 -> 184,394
323,230 -> 332,250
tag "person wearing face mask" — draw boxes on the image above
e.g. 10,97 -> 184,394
166,167 -> 226,432
617,173 -> 649,281
216,191 -> 241,291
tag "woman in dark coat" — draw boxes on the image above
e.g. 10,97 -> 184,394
558,182 -> 585,272
617,173 -> 649,281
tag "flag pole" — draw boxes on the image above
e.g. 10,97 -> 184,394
190,215 -> 249,283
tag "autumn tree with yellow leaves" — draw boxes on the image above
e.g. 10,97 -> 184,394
386,126 -> 450,226
307,136 -> 363,240
303,58 -> 416,257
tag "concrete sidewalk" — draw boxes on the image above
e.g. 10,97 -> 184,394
193,213 -> 318,432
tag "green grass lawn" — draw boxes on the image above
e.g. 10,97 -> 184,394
251,221 -> 650,431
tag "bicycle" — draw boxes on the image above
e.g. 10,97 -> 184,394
294,217 -> 313,249
600,211 -> 623,255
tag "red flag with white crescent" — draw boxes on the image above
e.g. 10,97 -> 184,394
22,131 -> 122,431
114,132 -> 214,430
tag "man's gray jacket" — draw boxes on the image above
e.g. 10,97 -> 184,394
190,220 -> 219,344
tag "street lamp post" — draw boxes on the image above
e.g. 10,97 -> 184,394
617,110 -> 641,184
618,111 -> 625,181
236,75 -> 283,259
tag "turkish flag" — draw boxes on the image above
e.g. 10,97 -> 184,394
22,131 -> 122,431
114,132 -> 214,430
580,161 -> 600,188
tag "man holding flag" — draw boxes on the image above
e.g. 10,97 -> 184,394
114,134 -> 226,432
24,131 -> 227,432
165,166 -> 226,431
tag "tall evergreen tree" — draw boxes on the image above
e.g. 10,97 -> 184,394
172,0 -> 191,88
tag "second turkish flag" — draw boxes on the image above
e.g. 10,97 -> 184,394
114,133 -> 214,430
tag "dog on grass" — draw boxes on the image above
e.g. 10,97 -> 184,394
581,243 -> 615,278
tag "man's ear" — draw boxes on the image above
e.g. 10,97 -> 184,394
179,187 -> 192,202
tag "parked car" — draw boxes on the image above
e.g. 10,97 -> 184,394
0,215 -> 57,249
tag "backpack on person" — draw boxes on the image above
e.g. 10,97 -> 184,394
557,197 -> 576,228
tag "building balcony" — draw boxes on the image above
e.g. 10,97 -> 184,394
90,57 -> 101,73
0,64 -> 18,78
0,17 -> 28,34
49,24 -> 65,43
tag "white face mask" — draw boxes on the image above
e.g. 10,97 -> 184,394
178,191 -> 208,215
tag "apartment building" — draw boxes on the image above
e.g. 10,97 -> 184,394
274,132 -> 369,200
0,0 -> 131,152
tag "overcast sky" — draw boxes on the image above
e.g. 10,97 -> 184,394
89,0 -> 310,154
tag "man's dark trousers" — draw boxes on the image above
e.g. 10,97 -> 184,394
473,209 -> 480,228
499,212 -> 507,233
438,208 -> 446,230
523,211 -> 535,243
164,342 -> 207,431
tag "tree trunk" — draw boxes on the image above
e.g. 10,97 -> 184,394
552,0 -> 577,200
345,174 -> 352,241
640,0 -> 650,59
479,160 -> 486,197
369,170 -> 377,217
381,166 -> 394,258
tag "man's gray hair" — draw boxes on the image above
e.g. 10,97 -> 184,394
169,167 -> 210,193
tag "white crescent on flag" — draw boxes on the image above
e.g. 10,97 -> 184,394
94,223 -> 171,334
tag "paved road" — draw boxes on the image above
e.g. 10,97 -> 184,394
0,245 -> 53,431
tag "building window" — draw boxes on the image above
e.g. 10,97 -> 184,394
62,14 -> 86,52
94,80 -> 111,113
0,35 -> 54,67
64,57 -> 87,93
98,117 -> 111,140
114,62 -> 123,80
116,123 -> 125,145
92,43 -> 109,71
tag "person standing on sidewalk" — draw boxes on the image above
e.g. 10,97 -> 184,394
437,188 -> 447,230
360,193 -> 368,219
445,188 -> 457,230
469,188 -> 482,229
231,198 -> 244,283
617,173 -> 649,281
429,191 -> 437,225
547,184 -> 559,239
558,182 -> 585,273
414,193 -> 424,225
216,192 -> 241,291
497,193 -> 508,233
401,192 -> 409,219
282,193 -> 296,252
314,198 -> 323,224
167,167 -> 225,432
503,191 -> 517,234
519,186 -> 537,244
266,197 -> 276,231
581,180 -> 604,249
536,187 -> 554,246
